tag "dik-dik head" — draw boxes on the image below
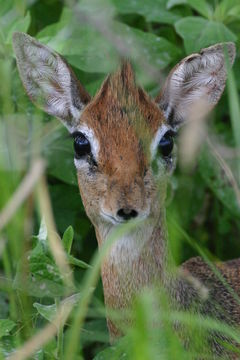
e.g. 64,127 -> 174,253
13,32 -> 235,234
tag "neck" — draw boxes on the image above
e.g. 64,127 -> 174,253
95,211 -> 168,337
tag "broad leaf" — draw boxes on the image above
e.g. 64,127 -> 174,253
34,303 -> 57,323
34,293 -> 81,322
175,17 -> 237,53
42,125 -> 78,186
13,243 -> 68,298
5,12 -> 30,44
14,222 -> 74,298
187,0 -> 213,19
93,337 -> 129,359
0,2 -> 30,56
81,320 -> 108,346
37,8 -> 180,73
167,0 -> 213,19
0,319 -> 16,338
199,148 -> 240,219
167,0 -> 186,8
214,0 -> 240,24
112,0 -> 180,24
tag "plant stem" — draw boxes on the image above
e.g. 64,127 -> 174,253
56,298 -> 64,360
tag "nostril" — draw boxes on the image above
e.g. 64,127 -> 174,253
117,208 -> 138,221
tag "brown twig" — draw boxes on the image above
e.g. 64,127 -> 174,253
0,159 -> 45,231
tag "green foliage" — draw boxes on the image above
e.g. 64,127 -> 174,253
36,7 -> 180,74
0,0 -> 240,358
0,0 -> 30,55
199,147 -> 240,218
112,0 -> 180,24
62,226 -> 74,255
13,220 -> 67,298
0,319 -> 16,338
175,16 -> 237,53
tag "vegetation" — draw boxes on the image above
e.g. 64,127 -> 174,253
0,0 -> 240,358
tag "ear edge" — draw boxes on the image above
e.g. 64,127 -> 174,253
200,42 -> 236,66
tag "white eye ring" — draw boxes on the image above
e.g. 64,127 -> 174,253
150,124 -> 173,159
75,124 -> 99,161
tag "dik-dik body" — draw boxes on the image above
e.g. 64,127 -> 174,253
13,32 -> 240,357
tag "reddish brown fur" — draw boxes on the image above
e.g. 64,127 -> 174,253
78,62 -> 165,229
81,62 -> 163,171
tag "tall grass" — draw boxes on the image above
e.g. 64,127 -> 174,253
0,0 -> 240,359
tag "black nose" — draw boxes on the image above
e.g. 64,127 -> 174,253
117,208 -> 138,221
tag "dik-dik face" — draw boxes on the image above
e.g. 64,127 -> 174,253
13,33 -> 235,232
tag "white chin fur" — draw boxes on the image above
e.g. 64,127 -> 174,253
74,158 -> 89,170
98,218 -> 155,266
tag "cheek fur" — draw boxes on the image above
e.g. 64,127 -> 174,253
77,170 -> 106,222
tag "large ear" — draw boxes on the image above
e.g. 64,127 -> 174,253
156,43 -> 236,129
12,32 -> 90,132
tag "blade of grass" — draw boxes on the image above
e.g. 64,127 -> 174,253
0,159 -> 45,231
226,46 -> 240,184
36,176 -> 74,291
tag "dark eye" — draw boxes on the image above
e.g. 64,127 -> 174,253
72,132 -> 91,159
158,130 -> 174,157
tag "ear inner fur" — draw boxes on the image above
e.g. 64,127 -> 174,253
12,32 -> 90,131
156,42 -> 236,129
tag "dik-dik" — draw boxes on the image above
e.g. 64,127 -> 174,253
13,32 -> 240,357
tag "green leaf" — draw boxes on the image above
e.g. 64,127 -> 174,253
199,148 -> 240,219
49,184 -> 90,244
6,11 -> 31,44
42,125 -> 78,186
13,248 -> 68,298
67,254 -> 91,269
93,337 -> 129,359
214,0 -> 240,24
175,16 -> 237,53
37,7 -> 118,74
34,293 -> 81,322
167,0 -> 213,19
62,226 -> 74,254
33,303 -> 57,323
0,319 -> 16,338
14,222 -> 73,298
167,0 -> 186,8
120,25 -> 181,69
37,8 -> 180,73
93,347 -> 125,360
186,0 -> 213,19
85,77 -> 106,96
112,0 -> 180,24
0,293 -> 9,318
0,3 -> 30,56
81,319 -> 108,346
